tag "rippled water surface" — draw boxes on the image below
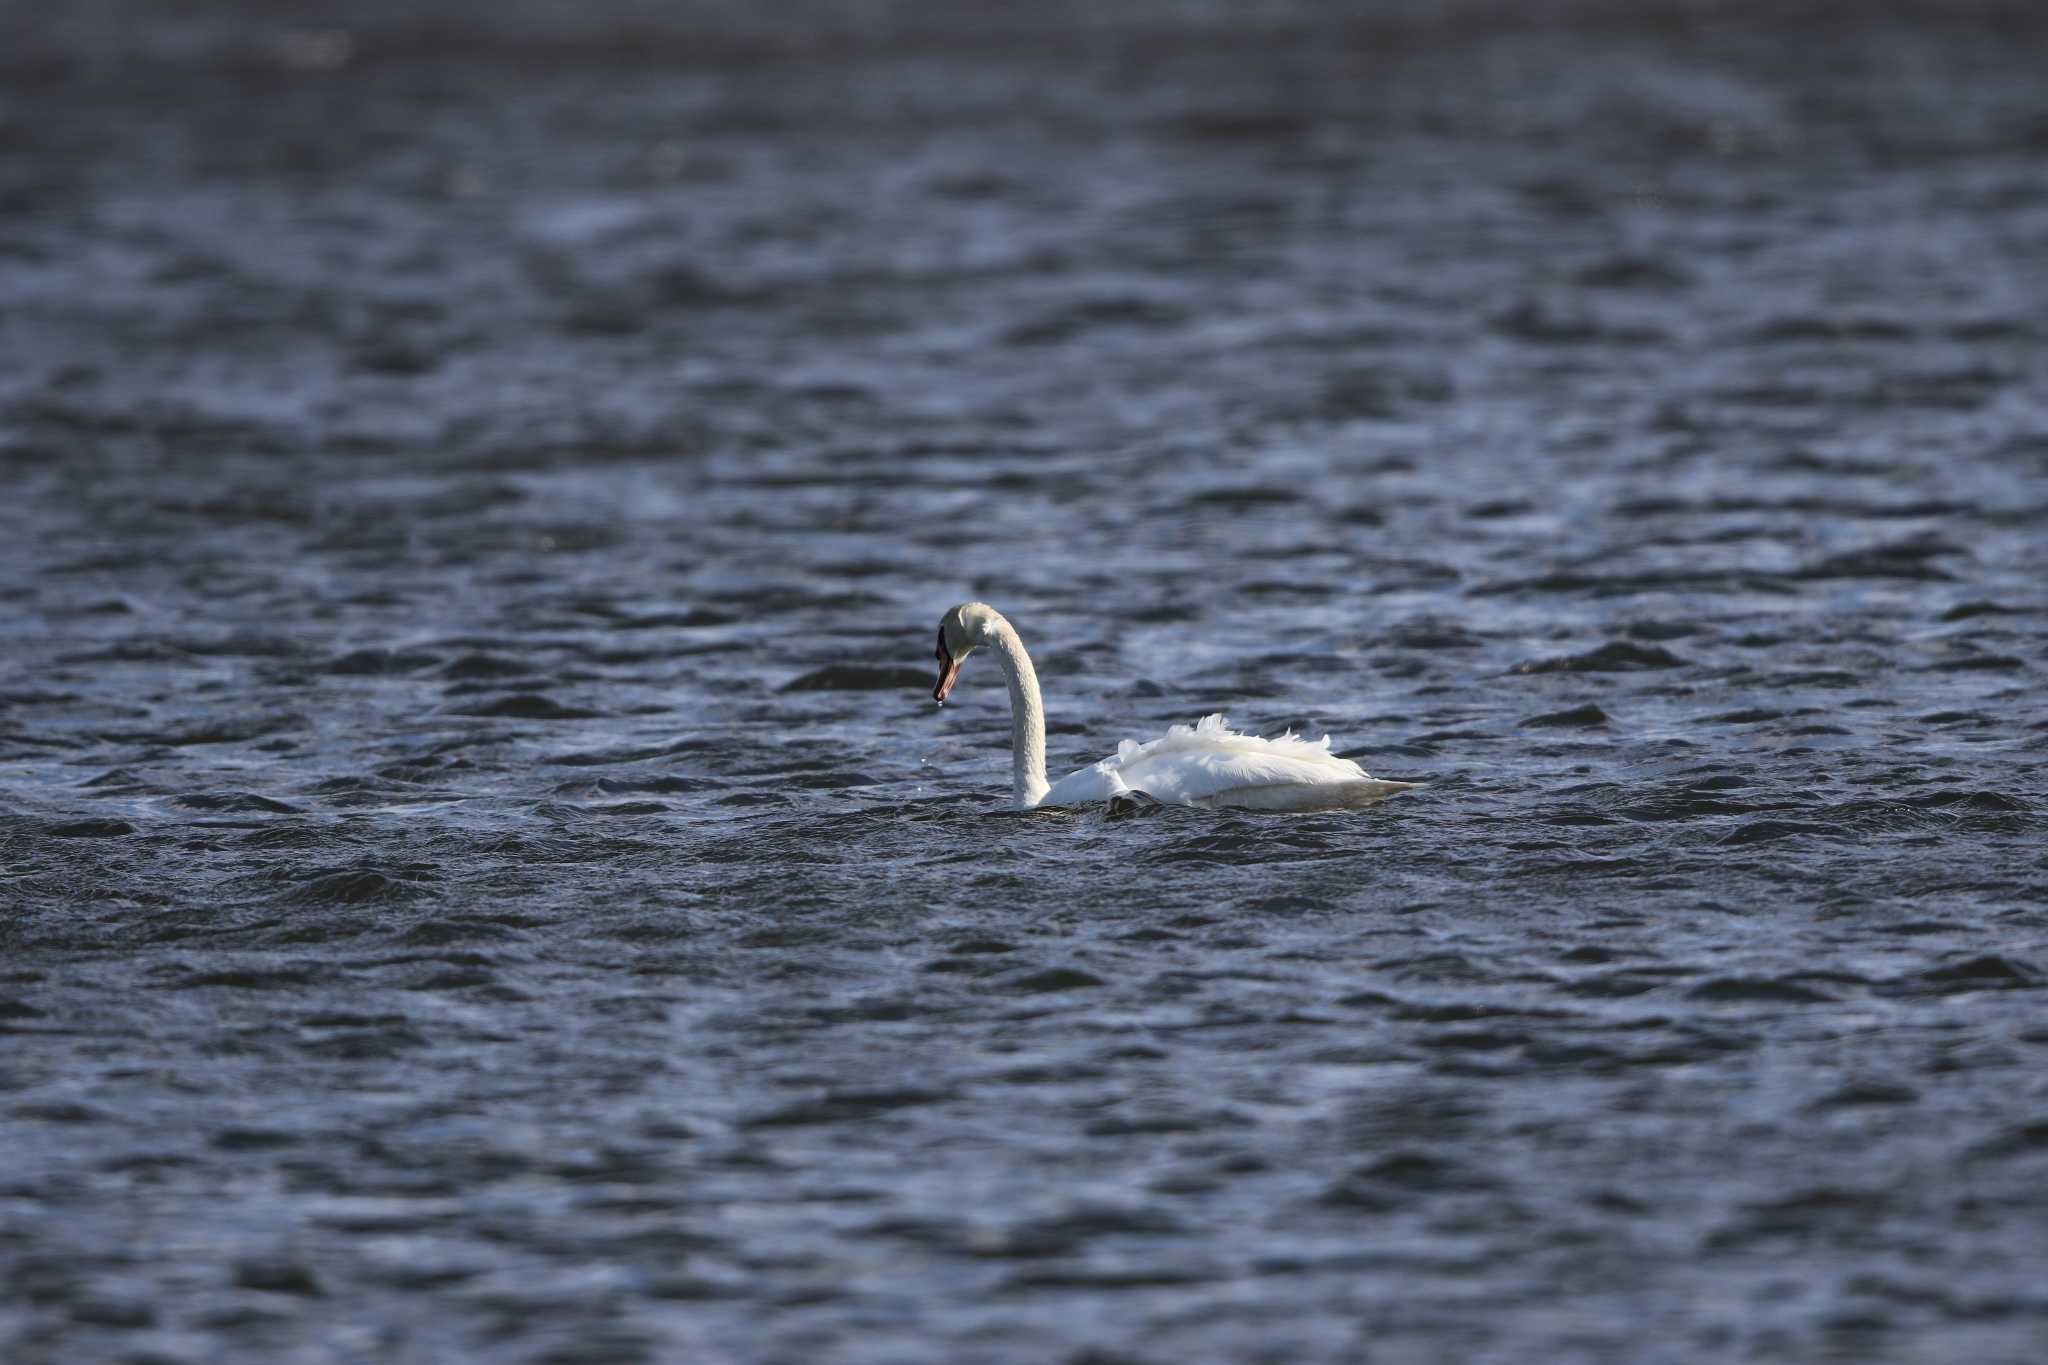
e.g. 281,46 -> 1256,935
5,2 -> 2048,1361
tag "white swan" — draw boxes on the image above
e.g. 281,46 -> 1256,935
932,602 -> 1419,811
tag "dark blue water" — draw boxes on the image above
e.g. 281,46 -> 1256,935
4,3 -> 2047,1361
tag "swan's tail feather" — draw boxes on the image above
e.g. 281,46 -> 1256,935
1332,779 -> 1424,806
1195,778 -> 1424,812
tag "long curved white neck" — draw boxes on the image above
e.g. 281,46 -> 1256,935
986,617 -> 1050,808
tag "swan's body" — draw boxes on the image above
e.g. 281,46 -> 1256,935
1036,712 -> 1420,811
933,603 -> 1418,812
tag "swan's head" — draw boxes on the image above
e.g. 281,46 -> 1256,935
934,601 -> 1001,703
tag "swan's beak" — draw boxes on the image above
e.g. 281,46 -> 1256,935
934,644 -> 962,704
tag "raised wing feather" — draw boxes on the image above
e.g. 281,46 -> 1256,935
1039,715 -> 1415,811
1086,713 -> 1398,808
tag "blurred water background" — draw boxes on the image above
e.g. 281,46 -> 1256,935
3,2 -> 2047,1361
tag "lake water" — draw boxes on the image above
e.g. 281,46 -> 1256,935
3,2 -> 2047,1361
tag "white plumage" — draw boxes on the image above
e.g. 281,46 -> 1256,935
932,603 -> 1419,812
1041,713 -> 1417,810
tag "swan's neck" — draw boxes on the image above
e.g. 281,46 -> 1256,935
987,619 -> 1050,808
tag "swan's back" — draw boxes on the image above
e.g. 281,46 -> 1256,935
1079,714 -> 1416,810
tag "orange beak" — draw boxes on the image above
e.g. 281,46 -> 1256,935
934,628 -> 961,703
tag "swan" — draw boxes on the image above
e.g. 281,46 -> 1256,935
931,602 -> 1420,811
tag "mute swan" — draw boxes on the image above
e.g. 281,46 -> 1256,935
932,602 -> 1420,811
